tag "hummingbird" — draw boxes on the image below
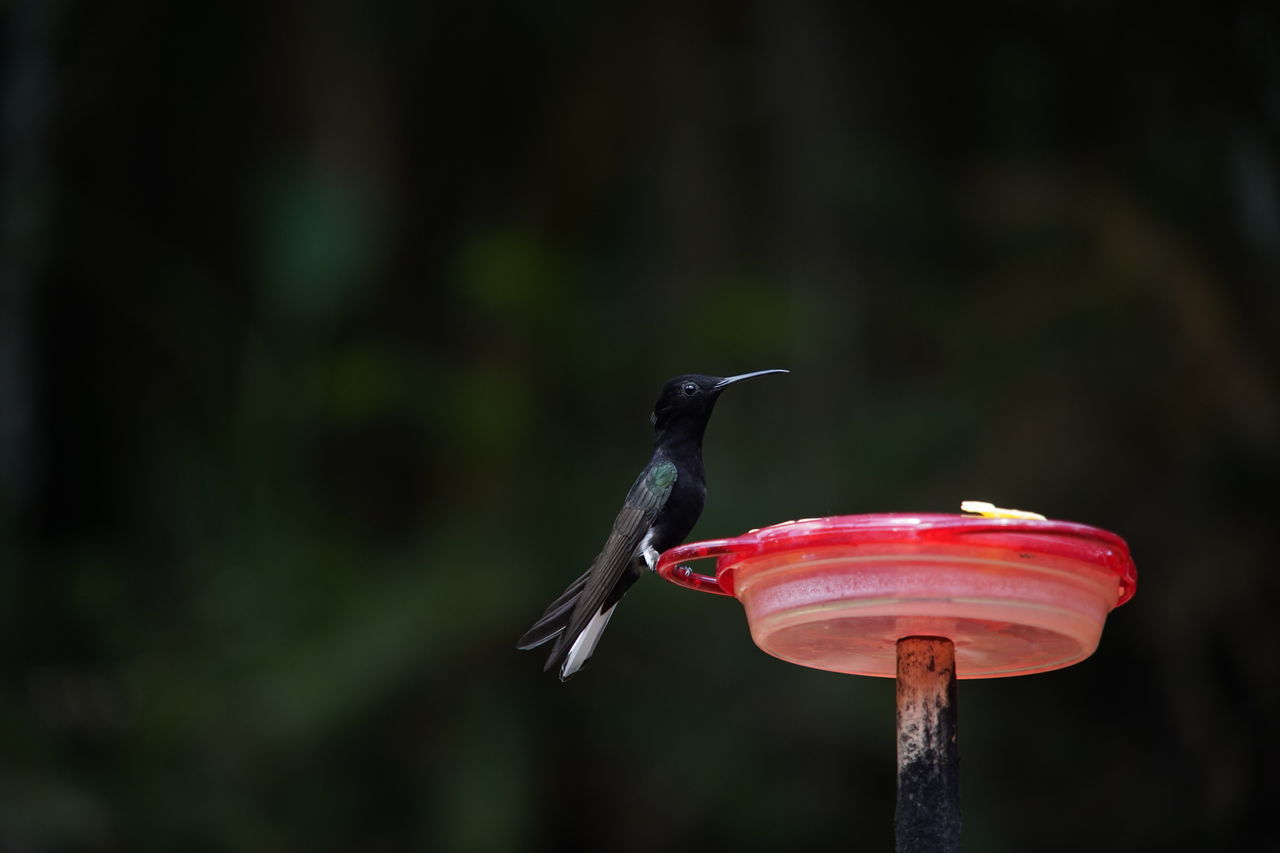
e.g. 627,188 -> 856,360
517,369 -> 789,680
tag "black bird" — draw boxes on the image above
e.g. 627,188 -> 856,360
517,369 -> 789,680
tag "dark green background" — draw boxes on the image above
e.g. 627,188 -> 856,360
4,1 -> 1278,850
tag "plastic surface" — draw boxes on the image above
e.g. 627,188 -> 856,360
656,514 -> 1137,679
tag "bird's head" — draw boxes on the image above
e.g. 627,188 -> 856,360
650,370 -> 788,442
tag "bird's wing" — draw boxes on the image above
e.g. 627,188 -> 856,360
538,459 -> 677,671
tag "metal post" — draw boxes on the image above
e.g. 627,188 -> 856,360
895,636 -> 960,853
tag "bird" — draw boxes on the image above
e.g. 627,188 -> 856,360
517,369 -> 789,680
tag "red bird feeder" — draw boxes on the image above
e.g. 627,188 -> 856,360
656,508 -> 1136,852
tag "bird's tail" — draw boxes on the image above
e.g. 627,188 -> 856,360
517,570 -> 624,680
555,604 -> 616,681
516,568 -> 591,651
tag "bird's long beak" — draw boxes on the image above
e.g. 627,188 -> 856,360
712,369 -> 790,391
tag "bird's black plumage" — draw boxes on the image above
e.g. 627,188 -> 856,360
517,370 -> 788,680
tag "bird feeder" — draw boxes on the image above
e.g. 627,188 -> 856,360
655,507 -> 1137,852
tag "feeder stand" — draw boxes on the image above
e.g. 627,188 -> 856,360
657,512 -> 1137,851
895,636 -> 959,853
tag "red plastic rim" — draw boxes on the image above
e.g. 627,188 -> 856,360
657,513 -> 1136,606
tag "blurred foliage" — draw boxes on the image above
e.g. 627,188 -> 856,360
2,0 -> 1279,851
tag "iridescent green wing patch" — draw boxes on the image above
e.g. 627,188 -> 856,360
647,459 -> 677,494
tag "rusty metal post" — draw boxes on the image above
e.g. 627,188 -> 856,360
895,636 -> 960,853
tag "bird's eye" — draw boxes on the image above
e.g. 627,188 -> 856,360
682,382 -> 698,396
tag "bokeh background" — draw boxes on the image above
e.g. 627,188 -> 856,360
4,1 -> 1279,850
